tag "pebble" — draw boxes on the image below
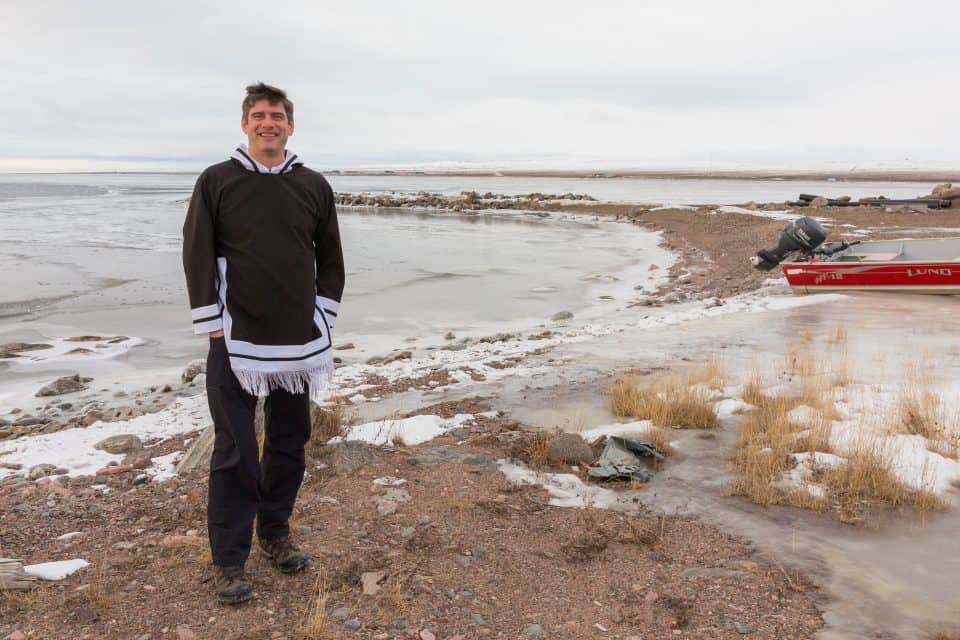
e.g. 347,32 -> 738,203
176,626 -> 197,640
419,515 -> 431,525
471,614 -> 486,625
419,631 -> 436,640
343,618 -> 361,630
400,526 -> 416,538
522,624 -> 544,637
734,622 -> 754,635
6,632 -> 26,640
330,607 -> 351,621
297,525 -> 312,534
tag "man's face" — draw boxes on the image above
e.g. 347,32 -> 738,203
241,98 -> 294,159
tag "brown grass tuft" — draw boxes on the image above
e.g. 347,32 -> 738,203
611,368 -> 719,430
301,570 -> 334,640
524,430 -> 551,470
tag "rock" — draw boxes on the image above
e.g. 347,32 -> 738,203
808,196 -> 829,208
0,342 -> 52,358
361,570 -> 387,595
550,311 -> 574,321
133,474 -> 150,485
315,441 -> 380,475
734,622 -> 754,635
95,464 -> 133,476
420,631 -> 436,640
94,434 -> 143,455
547,432 -> 595,465
400,526 -> 416,538
82,410 -> 104,426
413,445 -> 495,468
36,374 -> 88,397
5,632 -> 27,640
181,359 -> 205,383
330,607 -> 352,621
176,626 -> 197,640
343,619 -> 361,631
28,463 -> 58,480
336,342 -> 355,350
113,541 -> 137,550
681,567 -> 745,580
366,351 -> 412,366
159,535 -> 205,549
192,373 -> 206,387
13,415 -> 45,427
522,624 -> 544,637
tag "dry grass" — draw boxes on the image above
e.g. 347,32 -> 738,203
301,570 -> 334,640
729,392 -> 823,509
934,628 -> 960,640
611,365 -> 719,430
892,374 -> 959,459
825,324 -> 847,345
525,430 -> 551,470
379,574 -> 409,615
732,377 -> 945,523
819,438 -> 943,523
307,399 -> 346,459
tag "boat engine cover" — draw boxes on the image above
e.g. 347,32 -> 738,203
752,216 -> 827,271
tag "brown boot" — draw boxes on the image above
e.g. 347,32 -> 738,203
213,565 -> 253,605
258,537 -> 309,574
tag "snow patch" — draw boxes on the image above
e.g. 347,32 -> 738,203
331,413 -> 475,447
24,559 -> 89,580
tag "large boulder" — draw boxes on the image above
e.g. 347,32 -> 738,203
35,375 -> 87,397
547,433 -> 595,465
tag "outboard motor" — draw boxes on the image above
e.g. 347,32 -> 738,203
751,216 -> 827,271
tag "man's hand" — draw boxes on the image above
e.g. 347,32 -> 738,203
210,330 -> 224,338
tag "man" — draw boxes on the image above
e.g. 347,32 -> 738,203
182,82 -> 344,605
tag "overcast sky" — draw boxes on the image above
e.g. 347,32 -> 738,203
3,0 -> 957,172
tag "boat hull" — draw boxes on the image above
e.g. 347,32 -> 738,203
783,261 -> 960,295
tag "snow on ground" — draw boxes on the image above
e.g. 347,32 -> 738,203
0,394 -> 209,480
578,420 -> 655,442
497,460 -> 634,510
23,559 -> 89,580
330,413 -> 475,447
715,206 -> 801,222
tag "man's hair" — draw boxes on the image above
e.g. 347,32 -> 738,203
242,82 -> 294,122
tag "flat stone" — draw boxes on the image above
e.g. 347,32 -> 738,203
94,434 -> 143,455
361,570 -> 387,596
522,624 -> 544,637
681,567 -> 746,580
36,374 -> 88,397
315,441 -> 379,476
734,622 -> 754,635
28,463 -> 58,480
330,607 -> 351,622
414,445 -> 494,468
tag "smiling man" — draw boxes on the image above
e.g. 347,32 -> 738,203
182,82 -> 344,604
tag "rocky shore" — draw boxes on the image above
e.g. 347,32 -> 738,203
335,191 -> 595,212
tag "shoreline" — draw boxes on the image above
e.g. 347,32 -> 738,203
3,168 -> 959,182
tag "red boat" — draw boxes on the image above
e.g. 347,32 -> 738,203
752,217 -> 960,295
782,237 -> 960,295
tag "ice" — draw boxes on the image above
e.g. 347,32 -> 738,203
330,413 -> 474,447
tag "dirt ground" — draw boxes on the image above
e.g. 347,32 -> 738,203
0,404 -> 824,640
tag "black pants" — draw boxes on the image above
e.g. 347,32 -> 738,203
205,337 -> 311,567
